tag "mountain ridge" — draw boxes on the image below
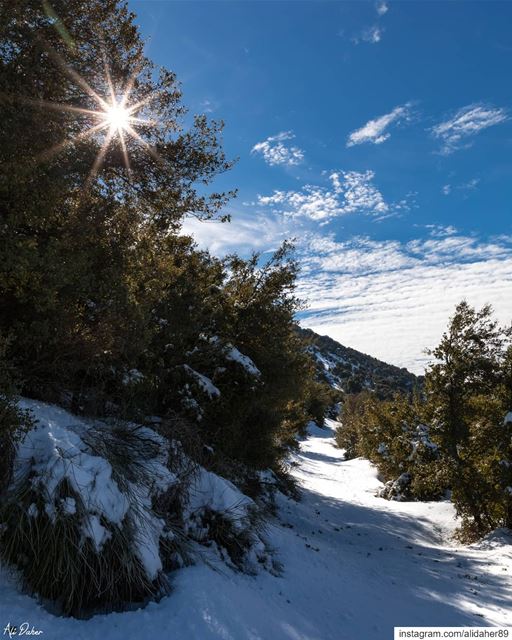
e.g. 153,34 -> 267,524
300,327 -> 421,399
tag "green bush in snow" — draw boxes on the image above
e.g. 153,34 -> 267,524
336,392 -> 446,501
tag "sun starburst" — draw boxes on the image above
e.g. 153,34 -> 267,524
104,102 -> 131,132
24,47 -> 162,184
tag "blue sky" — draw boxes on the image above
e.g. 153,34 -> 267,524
130,0 -> 512,373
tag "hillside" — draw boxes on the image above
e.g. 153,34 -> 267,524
300,327 -> 421,398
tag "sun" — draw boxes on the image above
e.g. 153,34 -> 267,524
27,49 -> 161,183
104,102 -> 131,132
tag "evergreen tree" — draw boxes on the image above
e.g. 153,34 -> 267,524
0,0 -> 233,398
425,302 -> 512,538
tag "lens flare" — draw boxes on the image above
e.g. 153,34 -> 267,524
104,103 -> 130,132
22,46 -> 162,184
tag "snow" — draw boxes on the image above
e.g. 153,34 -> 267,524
310,349 -> 343,390
61,497 -> 77,515
122,369 -> 144,385
377,442 -> 389,457
224,345 -> 261,377
408,424 -> 438,461
16,400 -> 131,529
129,490 -> 167,581
209,336 -> 261,377
10,399 -> 177,579
82,514 -> 112,551
183,365 -> 221,398
415,424 -> 438,450
503,411 -> 512,424
187,468 -> 253,518
1,416 -> 511,638
185,468 -> 254,536
313,350 -> 335,371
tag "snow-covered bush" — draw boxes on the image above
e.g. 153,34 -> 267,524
183,467 -> 278,574
378,472 -> 413,501
0,401 -> 179,617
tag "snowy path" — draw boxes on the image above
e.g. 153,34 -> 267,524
1,419 -> 511,639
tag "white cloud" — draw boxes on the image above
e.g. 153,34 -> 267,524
424,224 -> 458,237
251,131 -> 304,167
442,178 -> 480,196
331,170 -> 389,215
261,186 -> 342,222
432,104 -> 508,154
303,234 -> 414,275
200,99 -> 216,113
376,1 -> 389,15
352,0 -> 388,45
181,211 -> 295,256
353,25 -> 383,44
347,103 -> 411,147
459,178 -> 480,191
297,233 -> 512,374
257,170 -> 408,222
181,208 -> 512,376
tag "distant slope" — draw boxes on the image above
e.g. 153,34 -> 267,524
300,327 -> 421,399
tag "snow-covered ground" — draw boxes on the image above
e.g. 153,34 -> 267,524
1,418 -> 511,639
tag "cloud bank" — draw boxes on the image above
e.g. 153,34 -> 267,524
182,214 -> 512,375
297,233 -> 512,374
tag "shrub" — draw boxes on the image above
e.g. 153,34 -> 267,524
0,399 -> 282,615
0,402 -> 179,617
305,379 -> 342,426
336,392 -> 446,501
335,392 -> 373,459
183,466 -> 278,575
337,302 -> 512,535
0,397 -> 31,496
0,334 -> 32,495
